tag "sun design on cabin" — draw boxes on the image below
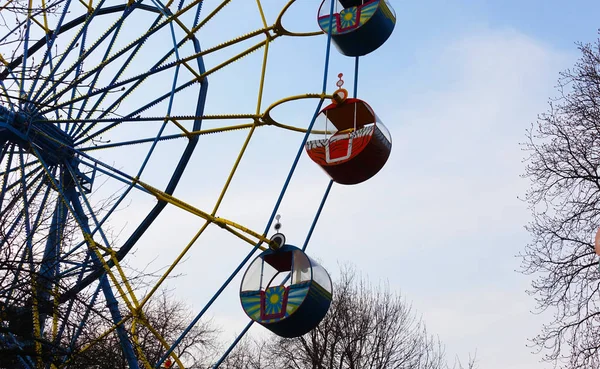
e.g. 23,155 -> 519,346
339,8 -> 357,29
264,286 -> 286,316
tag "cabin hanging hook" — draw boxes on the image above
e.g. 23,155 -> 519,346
274,214 -> 282,231
332,73 -> 348,104
270,215 -> 285,250
336,73 -> 344,88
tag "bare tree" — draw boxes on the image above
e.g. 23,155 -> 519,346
451,352 -> 478,369
521,31 -> 600,368
0,170 -> 89,367
0,147 -> 213,367
215,337 -> 270,369
0,0 -> 64,87
65,288 -> 219,369
0,174 -> 218,367
219,265 -> 477,369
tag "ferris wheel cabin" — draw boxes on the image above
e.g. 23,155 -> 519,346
305,98 -> 392,185
239,245 -> 332,338
318,0 -> 396,57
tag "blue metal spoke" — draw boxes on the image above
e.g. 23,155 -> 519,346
69,8 -> 165,139
42,115 -> 200,124
53,257 -> 95,280
37,2 -> 155,108
43,152 -> 156,285
0,145 -> 5,165
71,26 -> 125,124
16,148 -> 35,248
73,78 -> 198,147
71,154 -> 148,194
24,0 -> 73,111
53,253 -> 95,357
8,158 -> 43,181
64,161 -> 117,255
70,47 -> 189,143
64,282 -> 102,357
0,217 -> 27,298
212,320 -> 254,368
0,169 -> 45,221
69,188 -> 140,368
44,47 -> 64,126
18,9 -> 33,110
37,1 -> 172,108
91,6 -> 182,181
3,159 -> 43,186
0,0 -> 69,45
63,22 -> 91,136
28,0 -> 111,104
79,133 -> 187,152
29,146 -> 140,368
68,35 -> 141,139
43,30 -> 202,126
0,21 -> 26,45
0,142 -> 12,168
28,170 -> 55,241
148,0 -> 172,16
301,180 -> 334,252
0,159 -> 39,177
51,163 -> 136,354
0,167 -> 44,209
16,147 -> 39,365
58,3 -> 209,308
0,80 -> 17,110
0,3 -> 162,82
0,335 -> 35,368
134,31 -> 181,178
0,165 -> 54,293
0,144 -> 16,214
37,170 -> 69,331
56,260 -> 95,278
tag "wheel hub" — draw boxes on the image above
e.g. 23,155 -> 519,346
0,105 -> 75,166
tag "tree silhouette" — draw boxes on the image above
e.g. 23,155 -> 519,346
521,31 -> 600,368
66,288 -> 218,369
219,265 -> 478,369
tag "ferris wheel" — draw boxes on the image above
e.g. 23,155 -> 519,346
0,0 -> 395,368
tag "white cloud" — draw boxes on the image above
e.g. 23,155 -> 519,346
356,27 -> 570,368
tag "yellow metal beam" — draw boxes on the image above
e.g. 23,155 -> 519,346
138,316 -> 186,369
30,16 -> 50,33
274,0 -> 326,37
210,22 -> 273,214
33,147 -> 146,347
78,0 -> 92,13
191,0 -> 232,33
138,220 -> 211,309
0,0 -> 15,12
137,180 -> 272,247
60,314 -> 131,367
169,117 -> 191,136
28,266 -> 43,367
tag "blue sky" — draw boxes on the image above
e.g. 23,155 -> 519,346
6,0 -> 599,367
400,0 -> 600,47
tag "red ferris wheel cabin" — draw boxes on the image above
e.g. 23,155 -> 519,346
305,98 -> 392,185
